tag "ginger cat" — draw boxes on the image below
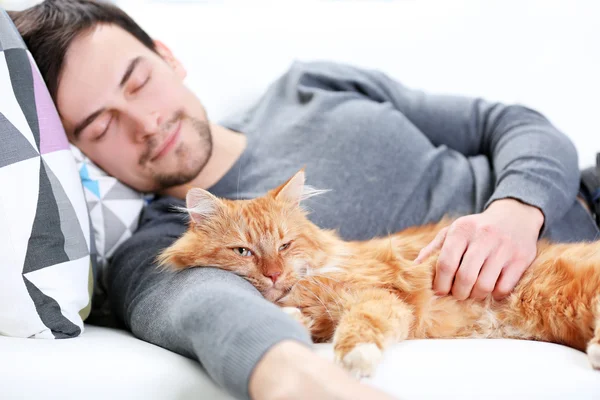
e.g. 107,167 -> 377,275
158,170 -> 600,377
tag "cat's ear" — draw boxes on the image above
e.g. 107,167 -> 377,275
185,188 -> 222,224
273,169 -> 305,205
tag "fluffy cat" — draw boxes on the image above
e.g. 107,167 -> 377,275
158,170 -> 600,377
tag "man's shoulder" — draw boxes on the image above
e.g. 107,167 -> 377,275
283,59 -> 368,80
135,195 -> 188,237
108,195 -> 188,267
273,59 -> 387,96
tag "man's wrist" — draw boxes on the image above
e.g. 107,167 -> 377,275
486,198 -> 545,233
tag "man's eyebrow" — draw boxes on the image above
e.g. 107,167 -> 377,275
72,108 -> 104,140
72,57 -> 143,139
120,56 -> 143,88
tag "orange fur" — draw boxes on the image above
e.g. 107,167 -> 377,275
158,170 -> 600,375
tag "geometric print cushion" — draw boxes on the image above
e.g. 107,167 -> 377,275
70,146 -> 146,320
0,9 -> 93,339
70,146 -> 146,271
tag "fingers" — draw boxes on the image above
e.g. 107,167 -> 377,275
428,215 -> 534,301
492,261 -> 527,300
433,226 -> 469,296
414,227 -> 448,264
450,240 -> 495,300
469,248 -> 506,300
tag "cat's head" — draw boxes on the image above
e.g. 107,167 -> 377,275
158,169 -> 332,302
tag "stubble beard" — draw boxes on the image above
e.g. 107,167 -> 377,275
152,114 -> 213,189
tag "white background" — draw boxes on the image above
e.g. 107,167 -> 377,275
4,0 -> 600,166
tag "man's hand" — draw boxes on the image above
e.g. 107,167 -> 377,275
414,199 -> 544,300
249,341 -> 397,400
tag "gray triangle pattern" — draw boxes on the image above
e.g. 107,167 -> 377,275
0,112 -> 39,168
43,159 -> 89,261
23,276 -> 81,339
5,48 -> 40,150
0,11 -> 26,51
88,214 -> 99,282
87,199 -> 99,211
129,213 -> 141,232
104,182 -> 143,200
23,159 -> 69,274
102,204 -> 127,254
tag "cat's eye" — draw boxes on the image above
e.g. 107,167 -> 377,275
279,242 -> 291,252
233,247 -> 253,257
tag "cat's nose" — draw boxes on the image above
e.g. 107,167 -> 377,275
265,271 -> 281,284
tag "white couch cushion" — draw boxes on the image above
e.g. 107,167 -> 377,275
1,325 -> 598,399
1,325 -> 235,400
316,340 -> 600,399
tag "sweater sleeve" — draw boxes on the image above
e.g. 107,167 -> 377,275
293,61 -> 580,230
107,196 -> 312,400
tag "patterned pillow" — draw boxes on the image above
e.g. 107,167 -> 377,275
0,9 -> 93,338
71,147 -> 146,269
71,146 -> 146,321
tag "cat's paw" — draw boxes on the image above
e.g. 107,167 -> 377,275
281,307 -> 312,330
335,342 -> 382,379
587,343 -> 600,369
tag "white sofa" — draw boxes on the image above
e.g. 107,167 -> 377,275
2,1 -> 600,399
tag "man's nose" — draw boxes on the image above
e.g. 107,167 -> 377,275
132,110 -> 162,142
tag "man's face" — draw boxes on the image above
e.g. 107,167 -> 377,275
57,24 -> 212,193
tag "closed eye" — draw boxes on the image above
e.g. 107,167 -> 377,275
131,75 -> 151,94
93,114 -> 113,142
279,241 -> 292,252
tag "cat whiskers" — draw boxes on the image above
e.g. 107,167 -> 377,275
299,271 -> 343,283
307,286 -> 336,322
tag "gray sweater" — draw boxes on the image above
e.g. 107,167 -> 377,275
108,61 -> 598,400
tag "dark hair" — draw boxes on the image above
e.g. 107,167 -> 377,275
8,0 -> 156,102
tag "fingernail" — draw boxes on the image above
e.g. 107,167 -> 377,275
414,252 -> 424,263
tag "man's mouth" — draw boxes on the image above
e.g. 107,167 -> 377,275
150,119 -> 182,161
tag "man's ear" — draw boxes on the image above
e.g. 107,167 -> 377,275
154,39 -> 187,80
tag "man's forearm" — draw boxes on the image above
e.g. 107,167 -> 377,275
109,246 -> 312,400
481,105 -> 579,232
166,269 -> 312,400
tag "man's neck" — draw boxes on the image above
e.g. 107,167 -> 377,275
162,124 -> 246,199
